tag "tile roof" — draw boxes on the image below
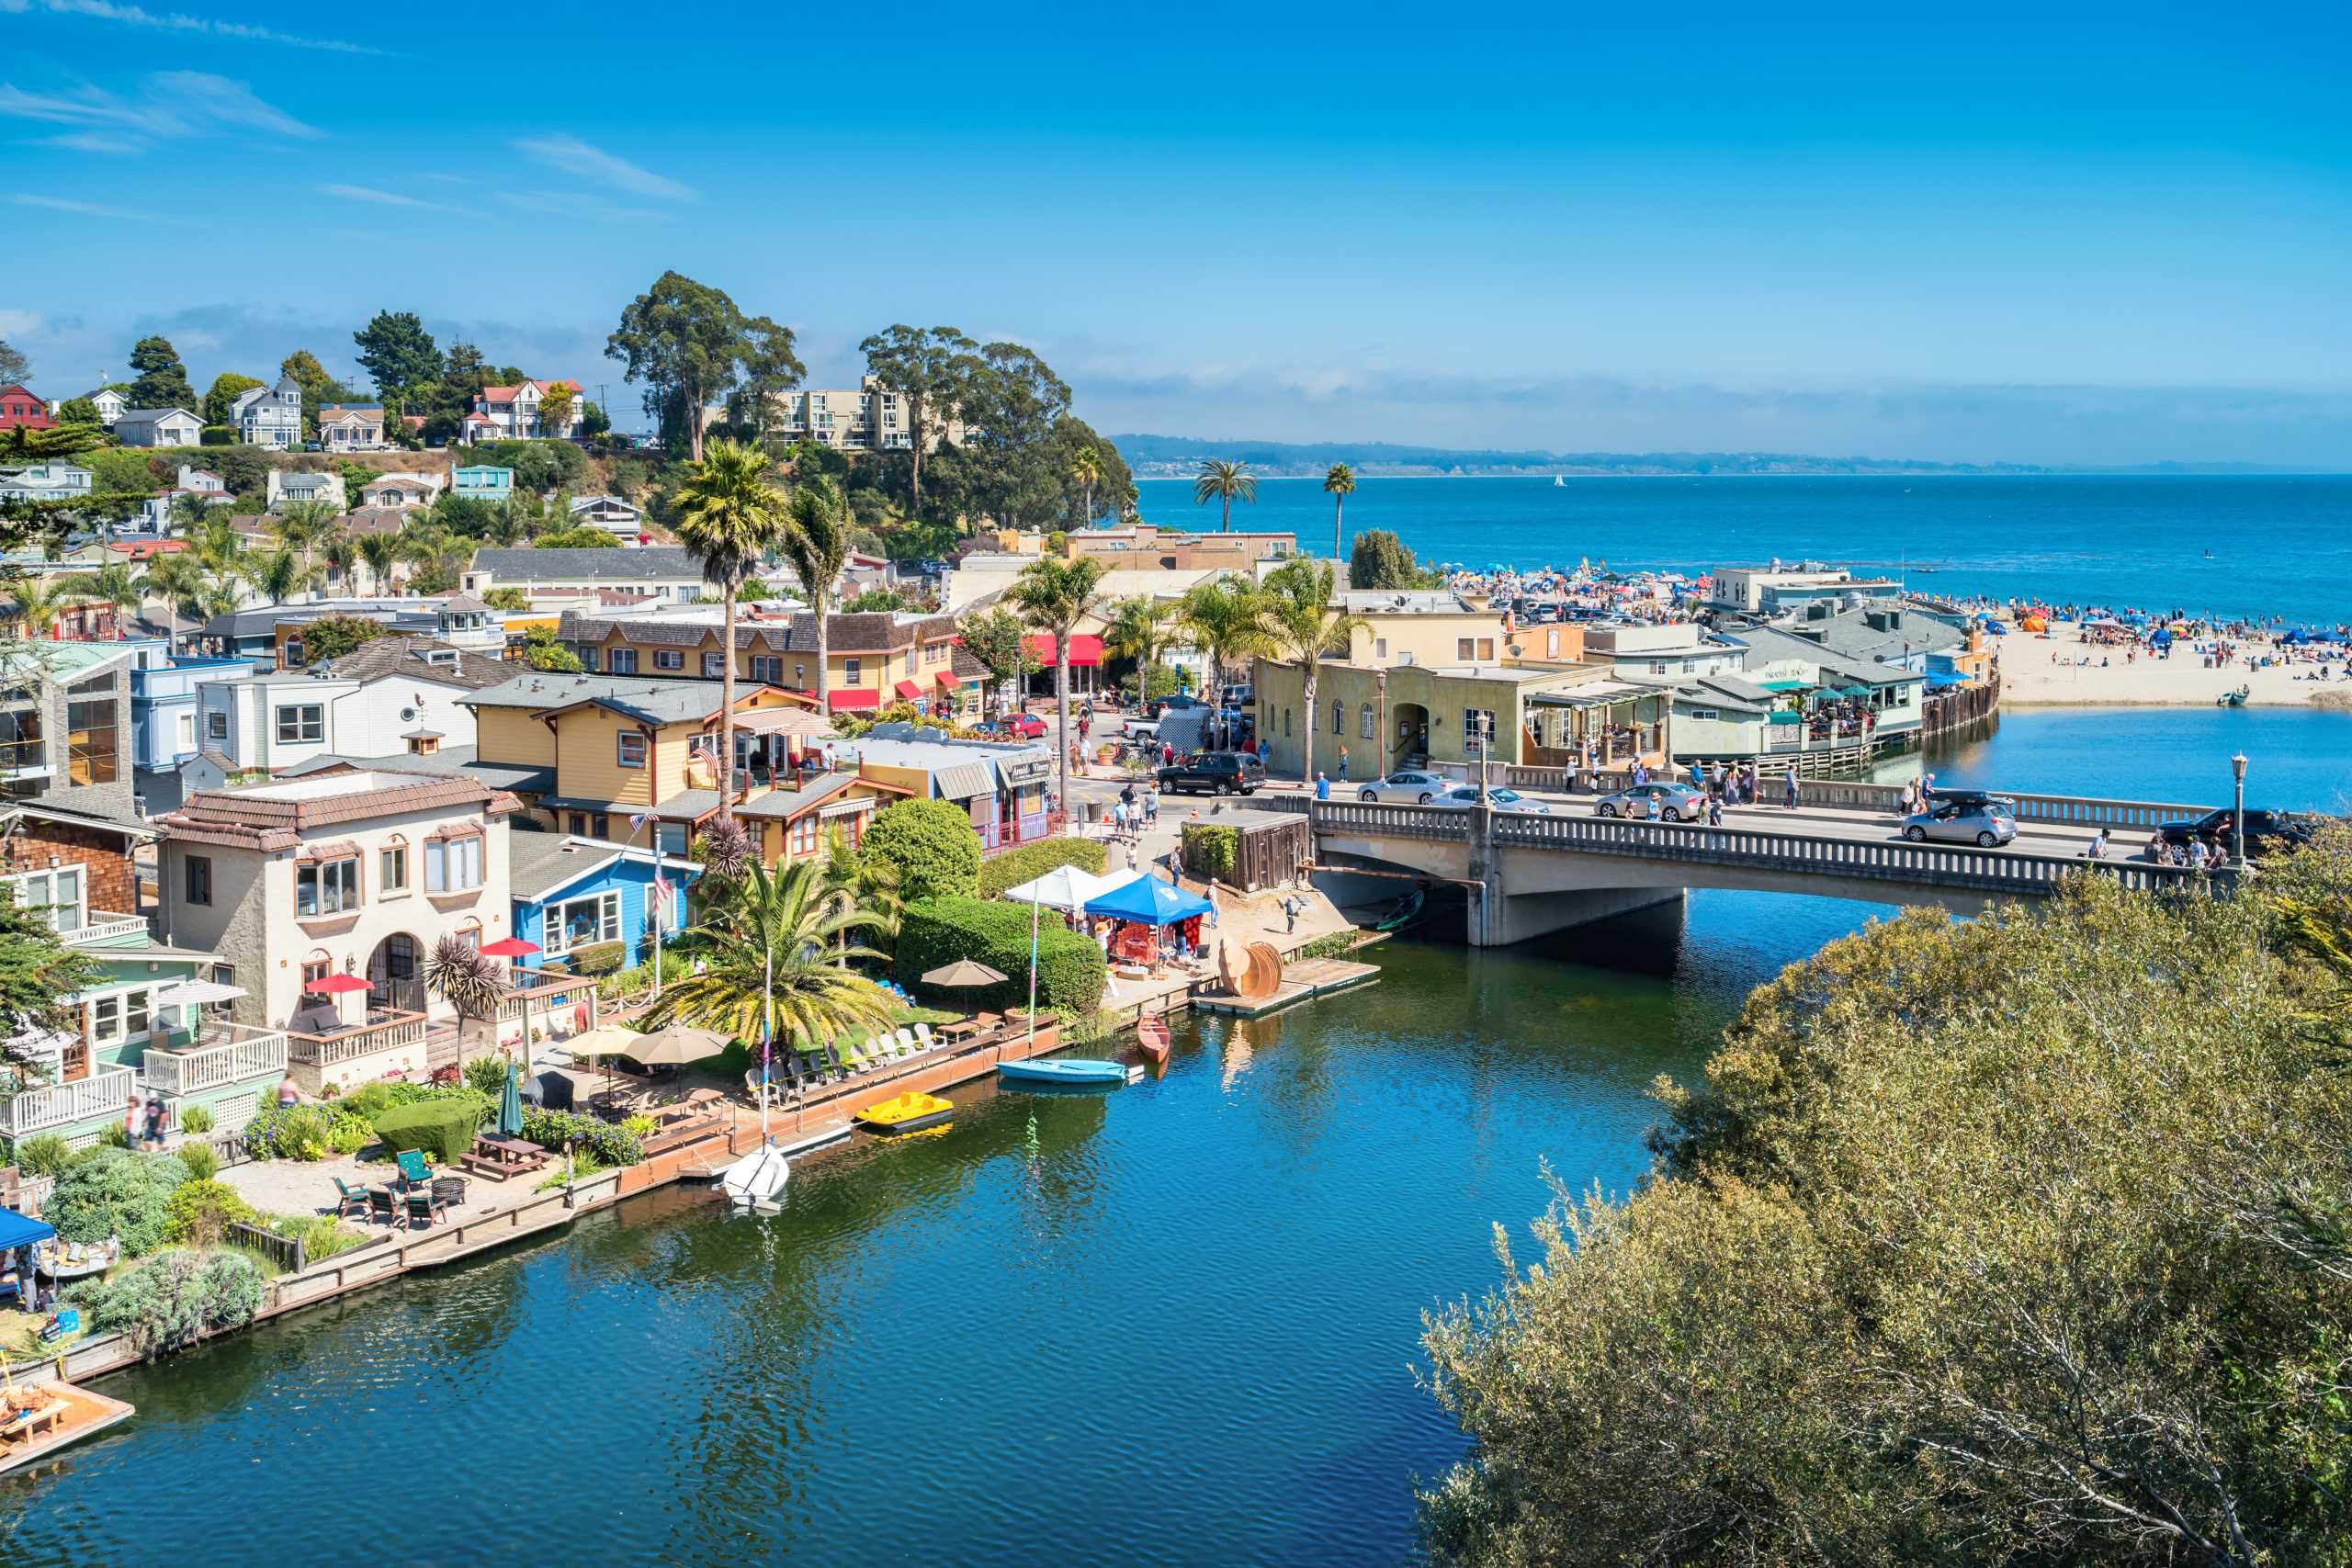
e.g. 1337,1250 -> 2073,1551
162,770 -> 517,851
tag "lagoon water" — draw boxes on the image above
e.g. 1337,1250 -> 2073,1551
5,709 -> 2348,1566
1135,474 -> 2352,626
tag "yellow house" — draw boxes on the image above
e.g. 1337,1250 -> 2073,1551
556,607 -> 985,718
733,770 -> 914,868
1338,590 -> 1515,670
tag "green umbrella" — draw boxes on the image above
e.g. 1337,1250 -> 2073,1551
498,1058 -> 525,1137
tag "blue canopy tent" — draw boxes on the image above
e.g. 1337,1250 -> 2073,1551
1084,874 -> 1215,928
0,1207 -> 56,1309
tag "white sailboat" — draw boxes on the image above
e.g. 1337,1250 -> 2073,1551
719,944 -> 789,1208
1553,474 -> 1566,487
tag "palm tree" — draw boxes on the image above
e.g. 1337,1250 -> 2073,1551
7,577 -> 84,638
1102,595 -> 1173,701
1192,458 -> 1257,533
1069,447 -> 1104,530
817,824 -> 901,961
424,935 -> 503,1077
780,474 -> 853,708
356,531 -> 401,597
1176,573 -> 1271,707
273,502 -> 337,563
1255,558 -> 1364,786
1322,462 -> 1356,564
64,561 -> 147,625
320,531 -> 358,592
246,544 -> 317,606
1005,555 -> 1105,811
672,440 -> 789,818
640,859 -> 898,1069
141,549 -> 209,651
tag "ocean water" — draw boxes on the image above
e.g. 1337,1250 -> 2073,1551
1133,474 -> 2352,626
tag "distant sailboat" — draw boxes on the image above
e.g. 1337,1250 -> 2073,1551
1553,474 -> 1566,487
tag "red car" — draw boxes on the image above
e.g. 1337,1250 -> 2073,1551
989,713 -> 1047,739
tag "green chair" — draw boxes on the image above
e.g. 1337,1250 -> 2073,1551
394,1149 -> 432,1188
331,1177 -> 369,1219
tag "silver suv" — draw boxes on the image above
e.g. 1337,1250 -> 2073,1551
1899,798 -> 2018,848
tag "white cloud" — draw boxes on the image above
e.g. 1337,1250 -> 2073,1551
496,188 -> 669,223
10,191 -> 175,222
318,183 -> 462,214
0,72 -> 321,147
33,130 -> 141,152
514,134 -> 695,201
0,0 -> 377,53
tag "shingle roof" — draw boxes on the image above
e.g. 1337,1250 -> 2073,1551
311,635 -> 511,690
556,606 -> 954,654
470,546 -> 702,581
466,671 -> 740,726
163,770 -> 517,851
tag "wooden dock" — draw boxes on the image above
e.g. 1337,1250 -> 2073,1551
1192,957 -> 1381,1019
0,1381 -> 134,1477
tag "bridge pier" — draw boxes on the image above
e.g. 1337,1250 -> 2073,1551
1467,804 -> 1680,946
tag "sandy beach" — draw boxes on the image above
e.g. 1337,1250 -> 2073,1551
2000,622 -> 2352,709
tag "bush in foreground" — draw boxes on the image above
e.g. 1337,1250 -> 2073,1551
895,897 -> 1105,1016
861,798 -> 982,903
48,1148 -> 189,1256
978,836 -> 1107,898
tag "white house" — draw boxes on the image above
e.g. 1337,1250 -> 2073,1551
0,462 -> 94,502
156,769 -> 523,1092
465,378 -> 582,442
116,408 -> 204,448
357,471 -> 447,509
176,465 -> 229,497
231,374 -> 304,450
564,494 -> 645,546
266,468 -> 348,511
82,388 -> 127,426
463,546 -> 705,603
318,404 -> 388,451
192,637 -> 508,773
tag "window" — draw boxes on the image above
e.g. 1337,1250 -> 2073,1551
609,649 -> 639,674
66,692 -> 118,784
594,813 -> 610,839
1649,660 -> 1668,674
425,834 -> 483,893
1360,705 -> 1376,739
1688,708 -> 1720,722
206,709 -> 229,741
1457,637 -> 1476,661
905,649 -> 918,677
300,956 -> 331,990
296,856 -> 359,915
568,812 -> 589,836
1545,628 -> 1560,659
379,840 -> 408,893
788,815 -> 820,857
616,731 -> 648,768
704,654 -> 725,679
578,647 -> 599,672
540,891 -> 622,956
653,649 -> 684,671
1374,637 -> 1388,660
1463,709 -> 1496,745
276,703 -> 324,743
751,656 -> 782,683
844,658 -> 862,685
175,711 -> 196,750
1331,700 -> 1344,734
184,855 -> 211,906
8,866 -> 84,933
1283,708 -> 1292,739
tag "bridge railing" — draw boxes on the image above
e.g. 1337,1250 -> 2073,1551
1791,778 -> 2209,829
1283,796 -> 2216,898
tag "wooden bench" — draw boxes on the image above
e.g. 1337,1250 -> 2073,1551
0,1403 -> 63,1446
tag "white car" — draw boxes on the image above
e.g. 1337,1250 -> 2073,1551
1358,769 -> 1451,804
1427,785 -> 1551,815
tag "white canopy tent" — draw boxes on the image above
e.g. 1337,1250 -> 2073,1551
998,864 -> 1145,914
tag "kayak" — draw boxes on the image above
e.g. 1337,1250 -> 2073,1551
998,1057 -> 1128,1086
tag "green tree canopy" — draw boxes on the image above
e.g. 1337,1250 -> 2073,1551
126,335 -> 196,411
0,338 -> 29,386
0,901 -> 99,1087
1348,527 -> 1425,591
860,798 -> 983,903
607,271 -> 799,461
861,323 -> 978,524
202,372 -> 265,429
353,310 -> 445,406
300,613 -> 390,661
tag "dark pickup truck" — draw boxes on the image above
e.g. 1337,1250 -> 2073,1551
1156,750 -> 1267,796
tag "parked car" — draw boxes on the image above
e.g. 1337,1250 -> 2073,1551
1359,769 -> 1451,804
984,713 -> 1046,739
1120,715 -> 1160,740
1596,782 -> 1708,821
1157,750 -> 1266,795
2155,807 -> 2321,857
1428,785 -> 1551,814
1900,799 -> 2018,848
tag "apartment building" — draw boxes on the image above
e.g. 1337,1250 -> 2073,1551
559,604 -> 985,716
0,641 -> 137,812
763,376 -> 944,451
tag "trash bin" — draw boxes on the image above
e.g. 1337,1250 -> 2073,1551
1083,800 -> 1103,824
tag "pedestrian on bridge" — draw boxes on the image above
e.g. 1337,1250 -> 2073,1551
1784,764 -> 1801,809
1707,795 -> 1724,827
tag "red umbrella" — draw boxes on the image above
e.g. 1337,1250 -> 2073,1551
479,937 -> 540,958
305,973 -> 371,995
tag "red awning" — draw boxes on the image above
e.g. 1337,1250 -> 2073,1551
894,679 -> 925,700
826,688 -> 879,711
1023,633 -> 1102,667
933,669 -> 959,686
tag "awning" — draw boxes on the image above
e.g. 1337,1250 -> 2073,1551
827,689 -> 879,711
735,707 -> 833,737
1526,682 -> 1645,710
1000,755 -> 1054,786
894,679 -> 925,701
933,670 -> 960,687
297,840 -> 362,862
1023,633 -> 1102,667
932,761 -> 996,801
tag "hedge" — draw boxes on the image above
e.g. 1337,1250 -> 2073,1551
978,837 -> 1107,898
862,798 -> 982,902
896,897 -> 1106,1016
1181,823 -> 1239,883
521,1108 -> 643,1168
369,1099 -> 482,1165
568,941 -> 625,976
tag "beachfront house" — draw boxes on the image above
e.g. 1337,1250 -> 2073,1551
189,637 -> 507,778
155,769 -> 524,1094
130,654 -> 257,814
732,769 -> 910,869
318,404 -> 388,451
0,798 -> 288,1146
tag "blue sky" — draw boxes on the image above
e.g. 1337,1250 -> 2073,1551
5,0 -> 2350,466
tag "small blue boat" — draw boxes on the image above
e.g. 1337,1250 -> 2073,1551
997,1057 -> 1129,1087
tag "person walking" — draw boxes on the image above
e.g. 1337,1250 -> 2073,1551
1783,764 -> 1800,810
1144,783 -> 1159,827
141,1093 -> 167,1151
1337,744 -> 1350,782
1281,893 -> 1302,934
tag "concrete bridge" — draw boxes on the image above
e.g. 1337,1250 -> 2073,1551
1260,781 -> 2222,946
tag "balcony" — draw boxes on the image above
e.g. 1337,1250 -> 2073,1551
62,908 -> 151,947
495,972 -> 600,1024
140,1023 -> 288,1098
285,1010 -> 429,1070
0,1064 -> 134,1138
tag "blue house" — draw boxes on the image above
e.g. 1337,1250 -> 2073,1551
130,654 -> 254,813
451,465 -> 515,505
508,832 -> 699,976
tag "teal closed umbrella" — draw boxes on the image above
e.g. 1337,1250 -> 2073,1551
498,1058 -> 525,1136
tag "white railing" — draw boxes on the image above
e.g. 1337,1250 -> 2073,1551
0,1064 -> 135,1137
495,975 -> 599,1023
63,909 -> 150,945
140,1028 -> 288,1097
285,1010 -> 427,1068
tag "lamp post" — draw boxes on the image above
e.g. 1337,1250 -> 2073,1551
1374,669 -> 1388,778
2231,752 -> 2247,868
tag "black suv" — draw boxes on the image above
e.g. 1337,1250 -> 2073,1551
1157,750 -> 1267,796
2154,807 -> 2323,857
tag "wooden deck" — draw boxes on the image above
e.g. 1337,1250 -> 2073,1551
0,1381 -> 135,1477
1192,957 -> 1381,1018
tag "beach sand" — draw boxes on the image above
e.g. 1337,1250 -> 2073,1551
2000,623 -> 2352,709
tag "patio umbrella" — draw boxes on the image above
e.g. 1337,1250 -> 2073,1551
497,1058 -> 525,1137
921,959 -> 1009,988
306,971 -> 372,1030
618,1025 -> 731,1067
152,978 -> 244,1008
567,1023 -> 646,1108
479,936 -> 543,1066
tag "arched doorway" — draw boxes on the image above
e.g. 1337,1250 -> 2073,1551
368,932 -> 424,1014
1391,701 -> 1430,771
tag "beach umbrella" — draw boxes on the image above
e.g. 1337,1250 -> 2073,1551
479,936 -> 543,1066
306,970 -> 372,1030
497,1058 -> 525,1137
921,959 -> 1009,988
568,1022 -> 646,1107
618,1025 -> 732,1067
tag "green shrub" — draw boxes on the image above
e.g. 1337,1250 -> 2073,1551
325,1113 -> 372,1156
368,1099 -> 481,1165
198,425 -> 236,446
520,1108 -> 642,1168
462,1055 -> 512,1097
896,897 -> 1106,1016
1181,823 -> 1239,882
863,799 -> 983,902
598,964 -> 653,1004
340,1081 -> 398,1118
978,837 -> 1108,898
177,1141 -> 220,1183
99,1121 -> 130,1149
175,1102 -> 214,1134
243,1102 -> 330,1161
47,1148 -> 189,1257
164,1179 -> 254,1247
1295,930 -> 1361,961
15,1133 -> 71,1178
259,1212 -> 368,1263
569,941 -> 625,976
80,1248 -> 266,1354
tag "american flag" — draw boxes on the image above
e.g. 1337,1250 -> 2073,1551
629,811 -> 657,834
649,876 -> 673,911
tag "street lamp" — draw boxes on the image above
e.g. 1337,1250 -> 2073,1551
2231,752 -> 2247,867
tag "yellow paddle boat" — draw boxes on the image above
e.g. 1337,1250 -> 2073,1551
854,1090 -> 955,1134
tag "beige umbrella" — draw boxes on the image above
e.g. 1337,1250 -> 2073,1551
921,960 -> 1008,988
618,1025 -> 732,1067
568,1023 -> 650,1109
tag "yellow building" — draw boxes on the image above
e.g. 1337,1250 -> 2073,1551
1337,590 -> 1517,670
556,607 -> 986,720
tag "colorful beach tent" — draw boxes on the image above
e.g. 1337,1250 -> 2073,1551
1084,874 -> 1215,928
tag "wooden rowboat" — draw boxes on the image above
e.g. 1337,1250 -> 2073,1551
1135,1014 -> 1170,1064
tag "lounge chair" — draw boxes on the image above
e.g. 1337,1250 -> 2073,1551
331,1177 -> 369,1220
368,1188 -> 398,1227
895,1027 -> 920,1056
403,1188 -> 449,1228
394,1149 -> 431,1188
914,1023 -> 937,1052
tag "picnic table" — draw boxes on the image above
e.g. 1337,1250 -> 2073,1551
463,1134 -> 550,1178
1,1401 -> 62,1446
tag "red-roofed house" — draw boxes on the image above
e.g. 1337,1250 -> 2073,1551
468,379 -> 584,442
0,384 -> 56,432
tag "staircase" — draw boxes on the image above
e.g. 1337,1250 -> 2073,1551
423,1022 -> 464,1072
